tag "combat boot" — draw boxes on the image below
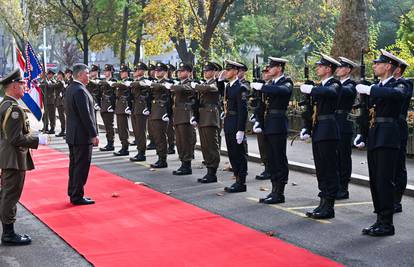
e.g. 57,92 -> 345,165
55,130 -> 66,137
260,181 -> 285,204
114,145 -> 129,156
1,224 -> 31,246
224,181 -> 247,193
167,144 -> 176,154
151,157 -> 168,168
173,161 -> 192,175
336,183 -> 349,200
46,128 -> 55,134
255,165 -> 271,180
198,167 -> 218,183
130,151 -> 146,162
146,141 -> 156,150
306,198 -> 325,218
364,213 -> 395,237
100,141 -> 115,151
309,198 -> 335,219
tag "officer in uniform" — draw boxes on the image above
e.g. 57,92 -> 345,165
354,49 -> 406,236
45,69 -> 57,134
99,64 -> 117,151
39,72 -> 49,133
130,62 -> 151,161
113,64 -> 133,156
0,69 -> 46,245
146,62 -> 172,168
392,57 -> 413,213
64,68 -> 73,85
166,64 -> 177,154
335,57 -> 358,200
222,60 -> 248,193
193,62 -> 222,183
168,62 -> 196,175
86,64 -> 102,132
300,53 -> 341,219
251,57 -> 293,204
54,70 -> 67,137
146,63 -> 157,150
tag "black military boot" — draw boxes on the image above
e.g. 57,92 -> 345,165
255,165 -> 271,180
173,161 -> 192,175
151,157 -> 168,168
41,127 -> 49,133
46,128 -> 55,134
55,131 -> 66,137
224,175 -> 246,193
167,144 -> 176,155
146,141 -> 156,150
309,198 -> 335,219
113,145 -> 129,156
1,223 -> 32,246
306,198 -> 325,218
362,214 -> 380,235
260,182 -> 285,204
364,213 -> 395,237
130,151 -> 146,162
100,141 -> 115,151
198,167 -> 218,183
336,183 -> 349,200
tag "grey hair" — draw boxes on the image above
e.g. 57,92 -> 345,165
72,63 -> 89,79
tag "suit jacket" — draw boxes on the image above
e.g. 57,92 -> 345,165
0,96 -> 39,170
65,81 -> 98,145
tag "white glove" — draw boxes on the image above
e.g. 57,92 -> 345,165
125,107 -> 131,115
173,80 -> 180,85
353,134 -> 365,148
124,81 -> 132,87
107,81 -> 115,86
162,113 -> 170,122
251,82 -> 264,91
142,108 -> 150,116
236,131 -> 244,144
249,114 -> 256,122
217,70 -> 225,81
139,79 -> 152,86
38,134 -> 49,145
300,84 -> 313,94
190,82 -> 198,89
190,116 -> 198,126
94,103 -> 101,111
356,84 -> 372,95
164,82 -> 173,90
252,121 -> 262,133
299,128 -> 310,140
220,112 -> 225,119
107,105 -> 114,113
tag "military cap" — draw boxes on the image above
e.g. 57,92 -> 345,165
0,69 -> 25,86
120,64 -> 131,73
373,49 -> 399,67
134,62 -> 148,71
268,57 -> 289,67
64,68 -> 73,74
90,64 -> 100,72
213,62 -> 222,71
224,60 -> 244,70
262,65 -> 270,72
57,70 -> 65,76
203,61 -> 220,71
237,62 -> 248,71
178,62 -> 193,72
316,53 -> 341,68
167,64 -> 176,72
148,63 -> 155,71
154,62 -> 168,71
394,54 -> 410,68
104,64 -> 115,72
338,57 -> 358,68
47,69 -> 56,75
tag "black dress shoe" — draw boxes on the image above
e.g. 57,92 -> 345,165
130,140 -> 137,146
150,159 -> 168,168
259,193 -> 285,204
172,167 -> 192,175
335,190 -> 349,200
306,198 -> 335,219
167,146 -> 176,155
255,171 -> 271,180
55,132 -> 66,137
71,197 -> 95,205
362,222 -> 380,235
130,153 -> 146,162
146,142 -> 156,150
100,143 -> 115,151
1,233 -> 32,246
46,129 -> 55,134
113,148 -> 129,156
394,203 -> 402,213
224,182 -> 246,193
198,174 -> 217,183
363,223 -> 395,236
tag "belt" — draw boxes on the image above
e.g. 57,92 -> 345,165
175,103 -> 192,108
226,111 -> 237,116
375,117 -> 396,123
266,109 -> 286,115
317,114 -> 336,120
335,110 -> 350,114
399,114 -> 407,120
200,104 -> 218,108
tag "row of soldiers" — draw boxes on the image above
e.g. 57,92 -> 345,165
45,50 -> 412,237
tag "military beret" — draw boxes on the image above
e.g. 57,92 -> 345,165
104,64 -> 115,72
237,62 -> 248,71
120,64 -> 131,73
167,64 -> 176,72
64,68 -> 73,74
268,57 -> 289,67
203,61 -> 220,71
316,53 -> 341,68
338,57 -> 358,68
154,62 -> 168,71
90,64 -> 100,72
178,62 -> 193,72
224,60 -> 244,70
0,69 -> 25,86
47,69 -> 56,75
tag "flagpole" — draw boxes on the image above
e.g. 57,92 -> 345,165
12,38 -> 17,70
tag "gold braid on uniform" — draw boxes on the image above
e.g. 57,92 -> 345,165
369,105 -> 376,128
312,103 -> 318,127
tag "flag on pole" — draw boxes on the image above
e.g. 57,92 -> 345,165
16,47 -> 26,72
21,42 -> 44,121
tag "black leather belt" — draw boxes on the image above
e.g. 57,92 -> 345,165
375,117 -> 396,123
266,109 -> 286,115
317,114 -> 336,120
226,111 -> 237,115
335,110 -> 350,114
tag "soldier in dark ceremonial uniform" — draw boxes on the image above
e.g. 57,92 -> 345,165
146,63 -> 157,151
44,69 -> 57,134
39,73 -> 49,133
129,62 -> 151,162
113,64 -> 133,156
168,63 -> 196,175
299,53 -> 341,219
193,62 -> 222,183
64,68 -> 73,85
222,60 -> 249,193
54,71 -> 67,137
251,57 -> 293,204
146,63 -> 172,168
99,64 -> 117,151
392,57 -> 413,213
166,64 -> 177,154
0,69 -> 47,245
334,57 -> 358,200
354,49 -> 406,236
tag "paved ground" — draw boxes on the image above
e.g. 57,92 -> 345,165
1,115 -> 414,266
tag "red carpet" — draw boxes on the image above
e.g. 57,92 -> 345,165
21,146 -> 342,267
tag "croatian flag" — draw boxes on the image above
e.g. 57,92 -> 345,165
20,43 -> 43,121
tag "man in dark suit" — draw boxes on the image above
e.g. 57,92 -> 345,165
65,63 -> 99,205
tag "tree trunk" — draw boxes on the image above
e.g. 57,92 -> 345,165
331,0 -> 369,62
200,28 -> 214,60
133,20 -> 144,65
173,37 -> 196,65
120,0 -> 130,64
82,31 -> 89,65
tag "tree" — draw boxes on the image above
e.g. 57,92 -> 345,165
0,0 -> 28,50
331,0 -> 369,61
